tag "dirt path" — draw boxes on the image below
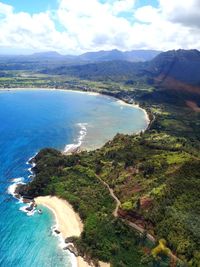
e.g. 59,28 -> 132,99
96,175 -> 121,217
96,174 -> 180,264
96,175 -> 155,242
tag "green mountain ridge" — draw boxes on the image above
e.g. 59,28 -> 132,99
146,49 -> 200,85
40,49 -> 200,89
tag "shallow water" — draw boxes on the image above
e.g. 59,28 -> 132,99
0,89 -> 148,267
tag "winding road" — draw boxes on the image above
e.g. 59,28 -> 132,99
96,175 -> 156,242
96,174 -> 180,265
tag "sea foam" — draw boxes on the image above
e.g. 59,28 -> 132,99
27,152 -> 38,177
19,205 -> 36,216
7,177 -> 25,200
51,224 -> 77,267
26,152 -> 38,165
64,123 -> 88,153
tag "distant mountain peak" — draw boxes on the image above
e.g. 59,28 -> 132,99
79,49 -> 161,62
31,51 -> 62,58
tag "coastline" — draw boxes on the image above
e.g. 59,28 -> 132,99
35,196 -> 83,238
0,87 -> 100,96
0,87 -> 150,130
35,196 -> 110,267
116,99 -> 150,127
35,196 -> 91,267
2,87 -> 150,155
8,87 -> 151,266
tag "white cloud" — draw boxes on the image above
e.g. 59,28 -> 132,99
0,0 -> 200,54
57,0 -> 134,52
0,2 -> 78,53
159,0 -> 200,28
0,2 -> 13,16
134,5 -> 160,23
111,0 -> 136,15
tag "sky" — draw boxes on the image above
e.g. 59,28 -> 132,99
0,0 -> 200,55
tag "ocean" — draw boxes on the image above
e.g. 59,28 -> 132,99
0,89 -> 148,267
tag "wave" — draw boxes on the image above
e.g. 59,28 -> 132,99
26,152 -> 38,165
7,153 -> 38,203
64,123 -> 88,153
7,177 -> 25,200
51,225 -> 77,267
8,154 -> 79,265
10,177 -> 24,183
7,153 -> 37,200
19,205 -> 36,216
28,167 -> 34,175
27,152 -> 38,177
51,225 -> 66,249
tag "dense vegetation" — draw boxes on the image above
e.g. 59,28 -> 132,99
18,122 -> 200,266
6,49 -> 200,266
18,148 -> 148,267
41,60 -> 146,82
18,102 -> 200,266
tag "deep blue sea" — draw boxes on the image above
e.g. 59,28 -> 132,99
0,89 -> 148,267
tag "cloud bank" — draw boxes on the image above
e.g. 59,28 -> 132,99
0,0 -> 200,54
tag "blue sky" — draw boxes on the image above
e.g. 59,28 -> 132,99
1,0 -> 58,14
0,0 -> 199,54
100,0 -> 158,8
135,0 -> 158,8
2,0 -> 159,17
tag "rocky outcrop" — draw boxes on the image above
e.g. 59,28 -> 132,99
65,236 -> 76,243
64,244 -> 79,257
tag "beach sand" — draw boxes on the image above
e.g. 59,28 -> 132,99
35,196 -> 83,237
35,196 -> 110,267
0,88 -> 100,97
116,99 -> 150,126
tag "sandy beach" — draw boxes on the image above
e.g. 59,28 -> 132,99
35,196 -> 110,267
35,196 -> 87,267
35,196 -> 83,238
0,87 -> 100,97
117,99 -> 150,125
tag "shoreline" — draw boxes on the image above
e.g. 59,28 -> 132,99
35,196 -> 83,239
9,87 -> 151,267
0,87 -> 150,127
2,87 -> 150,155
35,196 -> 90,267
35,196 -> 110,267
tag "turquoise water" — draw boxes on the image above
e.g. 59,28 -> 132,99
0,89 -> 148,267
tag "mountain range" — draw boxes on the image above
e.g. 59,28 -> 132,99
77,49 -> 161,62
43,49 -> 200,87
0,49 -> 161,64
1,48 -> 200,105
